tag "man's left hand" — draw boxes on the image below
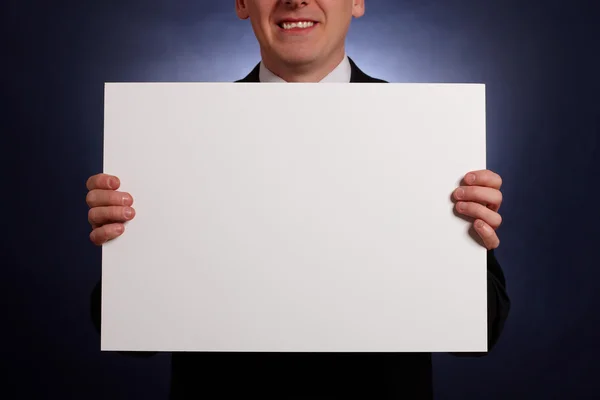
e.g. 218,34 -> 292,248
453,170 -> 503,250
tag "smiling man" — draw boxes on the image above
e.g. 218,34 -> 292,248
234,0 -> 376,82
86,1 -> 510,399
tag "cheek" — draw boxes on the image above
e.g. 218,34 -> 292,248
247,4 -> 273,39
325,11 -> 352,37
248,16 -> 271,42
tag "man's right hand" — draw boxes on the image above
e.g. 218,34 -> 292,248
86,173 -> 136,245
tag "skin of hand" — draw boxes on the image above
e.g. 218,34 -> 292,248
86,173 -> 135,245
453,169 -> 503,250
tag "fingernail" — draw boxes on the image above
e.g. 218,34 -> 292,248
476,220 -> 486,230
122,195 -> 132,206
455,188 -> 464,199
466,174 -> 476,184
124,207 -> 133,219
457,202 -> 466,211
116,224 -> 124,234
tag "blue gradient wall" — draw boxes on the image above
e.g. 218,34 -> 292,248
5,0 -> 599,399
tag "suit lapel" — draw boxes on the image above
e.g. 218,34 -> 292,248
348,57 -> 387,83
235,63 -> 261,82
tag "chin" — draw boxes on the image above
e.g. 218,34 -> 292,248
276,48 -> 320,66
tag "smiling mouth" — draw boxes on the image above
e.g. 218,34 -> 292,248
277,21 -> 318,30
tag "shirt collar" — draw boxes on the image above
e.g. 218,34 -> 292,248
259,55 -> 351,83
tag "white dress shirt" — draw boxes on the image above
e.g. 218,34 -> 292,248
259,55 -> 352,83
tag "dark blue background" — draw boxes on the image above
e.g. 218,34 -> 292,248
5,0 -> 599,398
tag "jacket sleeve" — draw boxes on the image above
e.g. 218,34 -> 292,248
451,249 -> 511,357
486,249 -> 511,349
90,280 -> 158,358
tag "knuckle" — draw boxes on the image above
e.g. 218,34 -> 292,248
96,228 -> 107,244
468,202 -> 481,216
107,191 -> 118,205
468,186 -> 481,199
86,190 -> 96,206
466,202 -> 477,214
104,226 -> 117,241
88,208 -> 96,224
106,191 -> 122,206
477,171 -> 487,183
86,175 -> 95,190
115,190 -> 125,201
87,173 -> 103,189
89,207 -> 108,224
90,228 -> 103,245
479,221 -> 493,236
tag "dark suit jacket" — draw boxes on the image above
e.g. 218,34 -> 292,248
90,57 -> 510,400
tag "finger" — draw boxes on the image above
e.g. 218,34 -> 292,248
454,186 -> 502,211
455,201 -> 502,229
473,219 -> 500,250
88,206 -> 135,226
463,170 -> 502,190
90,223 -> 125,245
86,189 -> 134,208
86,173 -> 120,191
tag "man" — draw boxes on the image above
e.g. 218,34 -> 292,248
86,1 -> 510,398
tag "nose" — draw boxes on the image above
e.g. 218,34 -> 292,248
283,0 -> 309,7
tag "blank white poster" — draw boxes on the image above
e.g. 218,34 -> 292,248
101,82 -> 488,353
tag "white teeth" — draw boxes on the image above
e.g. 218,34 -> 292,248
281,21 -> 314,30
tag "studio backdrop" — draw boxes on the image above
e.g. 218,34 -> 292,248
5,1 -> 599,399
